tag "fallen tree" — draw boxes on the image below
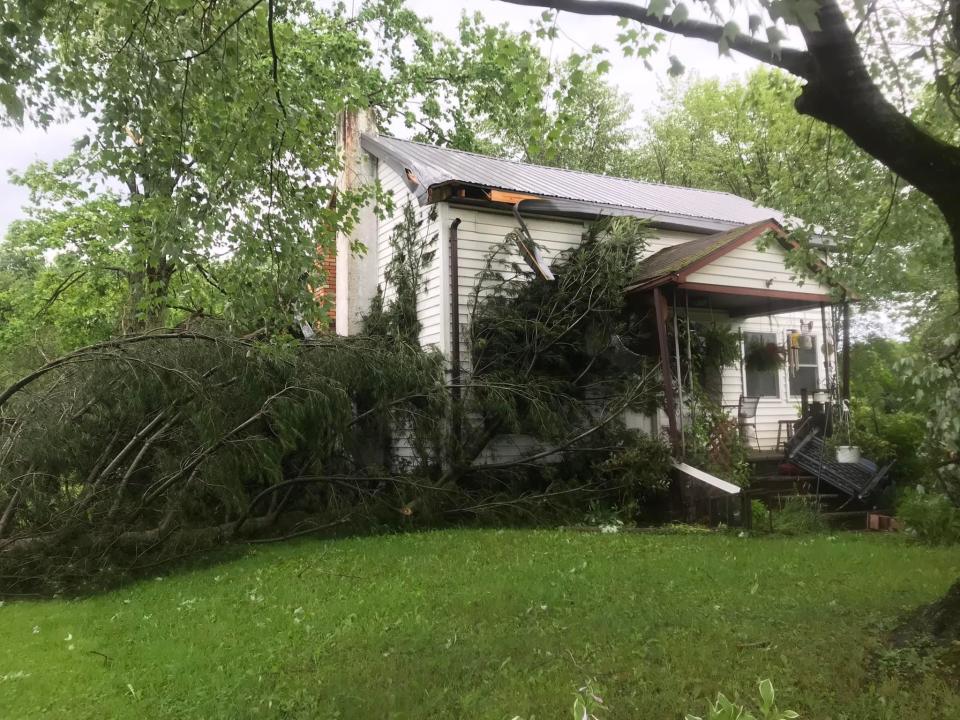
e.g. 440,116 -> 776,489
0,219 -> 671,594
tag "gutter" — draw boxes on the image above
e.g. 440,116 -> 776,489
511,200 -> 555,281
448,217 -> 463,440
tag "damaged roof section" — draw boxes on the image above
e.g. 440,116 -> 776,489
361,134 -> 784,233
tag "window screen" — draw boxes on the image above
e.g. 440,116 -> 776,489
744,332 -> 780,398
789,337 -> 819,396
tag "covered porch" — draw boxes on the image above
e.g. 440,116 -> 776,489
623,219 -> 853,455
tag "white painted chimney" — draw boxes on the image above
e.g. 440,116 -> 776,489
334,107 -> 378,336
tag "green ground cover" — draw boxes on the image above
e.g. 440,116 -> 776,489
0,530 -> 957,719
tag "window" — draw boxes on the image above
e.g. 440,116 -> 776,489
744,332 -> 780,398
789,336 -> 819,396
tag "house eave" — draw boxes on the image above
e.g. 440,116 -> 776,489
439,195 -> 744,235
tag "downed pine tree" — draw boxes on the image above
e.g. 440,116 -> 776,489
0,219 -> 673,594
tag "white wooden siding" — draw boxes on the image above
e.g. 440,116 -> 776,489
374,163 -> 446,466
446,206 -> 591,370
719,310 -> 836,449
363,184 -> 838,457
375,162 -> 444,349
644,227 -> 702,255
685,237 -> 830,295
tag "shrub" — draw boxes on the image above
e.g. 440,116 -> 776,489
898,489 -> 960,545
593,429 -> 673,503
846,402 -> 927,482
751,499 -> 771,533
685,398 -> 751,488
772,496 -> 826,534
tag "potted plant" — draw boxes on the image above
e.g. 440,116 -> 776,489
699,323 -> 742,372
744,339 -> 786,373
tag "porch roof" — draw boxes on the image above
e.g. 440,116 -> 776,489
627,220 -> 780,288
625,220 -> 849,318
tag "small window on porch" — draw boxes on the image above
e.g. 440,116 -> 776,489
744,332 -> 780,398
789,338 -> 819,396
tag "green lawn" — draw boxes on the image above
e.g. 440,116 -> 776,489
1,530 -> 958,719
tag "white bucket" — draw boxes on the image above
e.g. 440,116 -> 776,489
836,445 -> 861,464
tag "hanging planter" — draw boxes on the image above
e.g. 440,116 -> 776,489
834,400 -> 861,463
698,323 -> 742,372
835,445 -> 862,464
744,340 -> 786,373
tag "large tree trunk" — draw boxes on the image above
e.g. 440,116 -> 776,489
890,577 -> 960,650
792,1 -> 960,294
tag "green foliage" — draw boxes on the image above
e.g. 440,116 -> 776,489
1,530 -> 959,718
751,499 -> 772,534
685,398 -> 751,488
1,0 -> 428,333
839,401 -> 926,482
363,202 -> 438,345
467,217 -> 657,443
0,214 -> 672,592
898,489 -> 960,545
744,338 -> 786,373
850,338 -> 914,412
897,335 -> 960,500
772,496 -> 827,535
632,69 -> 953,307
0,228 -> 125,381
686,680 -> 799,720
592,429 -> 674,510
847,337 -> 948,488
412,13 -> 636,174
696,323 -> 743,374
0,327 -> 449,593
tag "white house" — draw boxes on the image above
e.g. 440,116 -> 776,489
332,112 -> 848,452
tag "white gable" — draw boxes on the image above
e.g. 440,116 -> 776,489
685,236 -> 830,296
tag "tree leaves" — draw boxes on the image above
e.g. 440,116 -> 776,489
670,4 -> 689,26
1,0 -> 427,333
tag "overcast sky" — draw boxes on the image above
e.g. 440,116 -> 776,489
0,0 -> 765,240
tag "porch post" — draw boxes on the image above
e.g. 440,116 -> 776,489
841,299 -> 851,400
653,287 -> 679,450
819,302 -> 831,392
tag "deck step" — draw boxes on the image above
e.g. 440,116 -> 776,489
748,491 -> 841,500
749,476 -> 818,492
751,474 -> 818,483
747,451 -> 784,462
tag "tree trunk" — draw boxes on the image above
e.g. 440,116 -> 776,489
941,203 -> 960,301
891,577 -> 960,647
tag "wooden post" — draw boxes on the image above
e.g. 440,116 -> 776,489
819,302 -> 831,391
741,492 -> 752,530
842,299 -> 851,400
653,287 -> 678,450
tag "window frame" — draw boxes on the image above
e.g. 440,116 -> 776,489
789,334 -> 819,397
742,331 -> 781,399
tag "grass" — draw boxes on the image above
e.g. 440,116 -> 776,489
1,530 -> 958,719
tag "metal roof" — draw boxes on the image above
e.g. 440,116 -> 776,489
361,134 -> 783,231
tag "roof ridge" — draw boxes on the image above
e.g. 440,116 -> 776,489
367,133 -> 754,202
